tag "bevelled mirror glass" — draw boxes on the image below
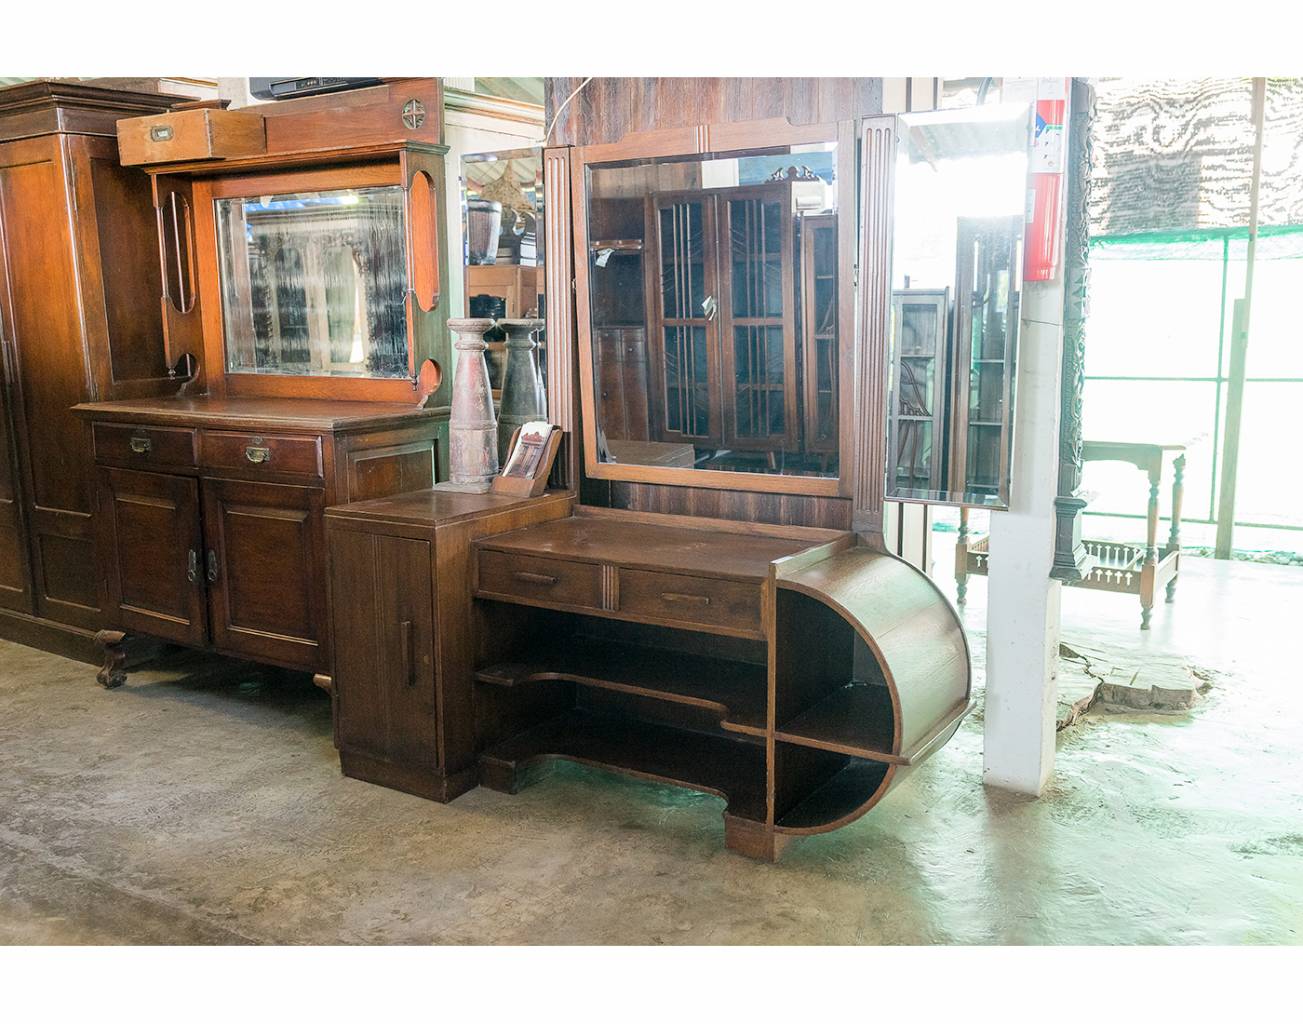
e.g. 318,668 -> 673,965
461,147 -> 546,398
886,102 -> 1033,508
215,185 -> 410,377
583,142 -> 841,480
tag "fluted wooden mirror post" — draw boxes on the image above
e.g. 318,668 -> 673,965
497,318 -> 547,461
439,318 -> 499,492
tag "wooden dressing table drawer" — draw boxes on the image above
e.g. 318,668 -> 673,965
92,422 -> 198,469
199,430 -> 323,480
617,568 -> 762,637
476,550 -> 604,611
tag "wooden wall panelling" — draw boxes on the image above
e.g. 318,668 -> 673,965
544,78 -> 882,148
853,115 -> 897,545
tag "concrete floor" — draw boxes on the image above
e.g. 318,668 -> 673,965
1,552 -> 1300,944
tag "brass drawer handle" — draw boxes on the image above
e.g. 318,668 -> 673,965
513,571 -> 557,586
129,435 -> 152,454
245,445 -> 271,464
661,592 -> 711,606
186,549 -> 199,584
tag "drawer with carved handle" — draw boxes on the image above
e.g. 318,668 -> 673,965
92,422 -> 198,469
474,549 -> 604,612
617,568 -> 763,638
198,430 -> 323,481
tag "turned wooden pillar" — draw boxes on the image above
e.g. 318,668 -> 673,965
497,318 -> 547,461
440,318 -> 499,492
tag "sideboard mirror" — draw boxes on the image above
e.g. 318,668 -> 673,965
885,102 -> 1033,508
574,123 -> 854,495
461,147 -> 545,395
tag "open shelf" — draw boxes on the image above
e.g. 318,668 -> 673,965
775,683 -> 897,762
777,757 -> 891,830
476,637 -> 767,735
479,708 -> 768,822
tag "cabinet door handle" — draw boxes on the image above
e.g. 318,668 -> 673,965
206,550 -> 219,583
661,591 -> 710,606
400,620 -> 415,687
129,435 -> 152,454
186,549 -> 199,584
245,445 -> 271,465
513,571 -> 557,586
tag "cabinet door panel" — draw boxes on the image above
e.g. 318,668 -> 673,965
97,467 -> 207,646
331,528 -> 437,767
202,477 -> 325,670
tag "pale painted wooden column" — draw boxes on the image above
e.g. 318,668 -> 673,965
982,124 -> 1072,796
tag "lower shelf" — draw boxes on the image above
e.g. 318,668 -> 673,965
775,751 -> 892,832
479,709 -> 768,822
775,683 -> 897,762
475,637 -> 767,734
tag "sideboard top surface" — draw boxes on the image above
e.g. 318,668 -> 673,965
73,396 -> 440,432
326,489 -> 574,529
478,512 -> 819,582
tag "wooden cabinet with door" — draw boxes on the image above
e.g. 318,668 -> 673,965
0,81 -> 187,658
80,398 -> 440,686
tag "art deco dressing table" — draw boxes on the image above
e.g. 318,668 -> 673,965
324,116 -> 974,860
74,80 -> 453,687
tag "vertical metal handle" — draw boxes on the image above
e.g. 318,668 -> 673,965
399,620 -> 415,687
186,549 -> 199,584
206,550 -> 219,583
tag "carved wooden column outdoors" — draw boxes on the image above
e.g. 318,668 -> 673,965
1050,77 -> 1097,584
497,318 -> 547,461
438,318 -> 499,492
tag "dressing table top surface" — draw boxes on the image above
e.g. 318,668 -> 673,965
479,511 -> 824,582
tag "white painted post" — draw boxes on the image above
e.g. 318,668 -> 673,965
982,92 -> 1072,796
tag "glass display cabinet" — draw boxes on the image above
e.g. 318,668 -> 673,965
888,288 -> 950,493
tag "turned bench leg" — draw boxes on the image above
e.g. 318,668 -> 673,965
94,630 -> 128,689
1166,454 -> 1185,604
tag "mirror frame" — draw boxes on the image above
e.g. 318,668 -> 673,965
572,118 -> 857,498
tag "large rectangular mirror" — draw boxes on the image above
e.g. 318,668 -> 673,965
578,133 -> 849,491
216,184 -> 410,378
886,102 -> 1033,508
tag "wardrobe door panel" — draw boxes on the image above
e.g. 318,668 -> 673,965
0,135 -> 99,627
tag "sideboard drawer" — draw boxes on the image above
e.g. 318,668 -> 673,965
476,550 -> 604,611
617,568 -> 762,637
92,422 -> 198,469
199,430 -> 323,481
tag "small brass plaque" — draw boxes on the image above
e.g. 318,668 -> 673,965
149,124 -> 174,143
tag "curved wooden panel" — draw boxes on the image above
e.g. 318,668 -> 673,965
779,546 -> 970,757
408,169 -> 439,312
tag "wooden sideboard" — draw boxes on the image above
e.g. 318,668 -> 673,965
323,499 -> 971,861
75,396 -> 440,685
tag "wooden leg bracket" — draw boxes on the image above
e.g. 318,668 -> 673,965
94,629 -> 128,689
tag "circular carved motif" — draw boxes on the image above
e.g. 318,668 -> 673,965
402,98 -> 426,130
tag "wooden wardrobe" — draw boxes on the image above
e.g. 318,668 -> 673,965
0,81 -> 186,659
